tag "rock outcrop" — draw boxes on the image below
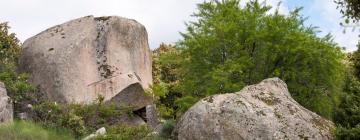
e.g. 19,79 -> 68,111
19,16 -> 152,106
174,78 -> 335,140
0,82 -> 13,123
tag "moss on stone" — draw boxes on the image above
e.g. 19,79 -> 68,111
204,96 -> 214,103
275,112 -> 282,119
235,100 -> 245,106
298,134 -> 309,140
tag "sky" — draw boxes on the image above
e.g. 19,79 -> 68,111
0,0 -> 358,51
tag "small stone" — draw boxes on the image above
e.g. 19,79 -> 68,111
26,104 -> 33,109
95,127 -> 106,135
83,127 -> 106,140
17,112 -> 28,120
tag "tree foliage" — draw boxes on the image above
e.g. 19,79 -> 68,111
334,44 -> 360,139
335,70 -> 360,128
335,0 -> 360,25
334,0 -> 360,137
151,43 -> 183,118
0,22 -> 20,64
0,22 -> 35,114
353,43 -> 360,78
175,0 -> 345,119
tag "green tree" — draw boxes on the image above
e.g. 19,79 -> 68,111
151,43 -> 183,119
334,0 -> 360,138
334,44 -> 360,139
0,22 -> 34,114
0,22 -> 19,64
353,43 -> 360,78
335,70 -> 360,128
176,0 -> 345,119
335,0 -> 360,25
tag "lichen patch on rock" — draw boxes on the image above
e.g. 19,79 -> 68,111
174,78 -> 335,140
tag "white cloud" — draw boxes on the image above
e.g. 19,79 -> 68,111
246,0 -> 359,52
1,0 -> 357,51
0,0 -> 203,49
309,0 -> 359,52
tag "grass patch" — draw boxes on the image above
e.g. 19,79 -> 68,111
0,121 -> 74,140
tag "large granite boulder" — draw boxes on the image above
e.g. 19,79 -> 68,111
19,16 -> 153,108
174,78 -> 335,140
0,82 -> 13,123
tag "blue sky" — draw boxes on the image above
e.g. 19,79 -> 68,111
279,0 -> 359,51
0,0 -> 358,51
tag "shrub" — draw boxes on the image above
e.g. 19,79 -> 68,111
158,119 -> 176,139
60,112 -> 87,137
33,100 -> 132,138
336,124 -> 360,140
94,124 -> 153,140
0,22 -> 35,115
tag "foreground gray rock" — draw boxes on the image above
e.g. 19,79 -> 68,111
174,78 -> 335,140
0,82 -> 13,123
19,16 -> 153,107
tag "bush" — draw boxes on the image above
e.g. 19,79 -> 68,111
0,121 -> 74,140
94,124 -> 153,140
158,119 -> 175,139
33,99 -> 132,138
0,22 -> 35,115
336,124 -> 360,140
93,119 -> 175,140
